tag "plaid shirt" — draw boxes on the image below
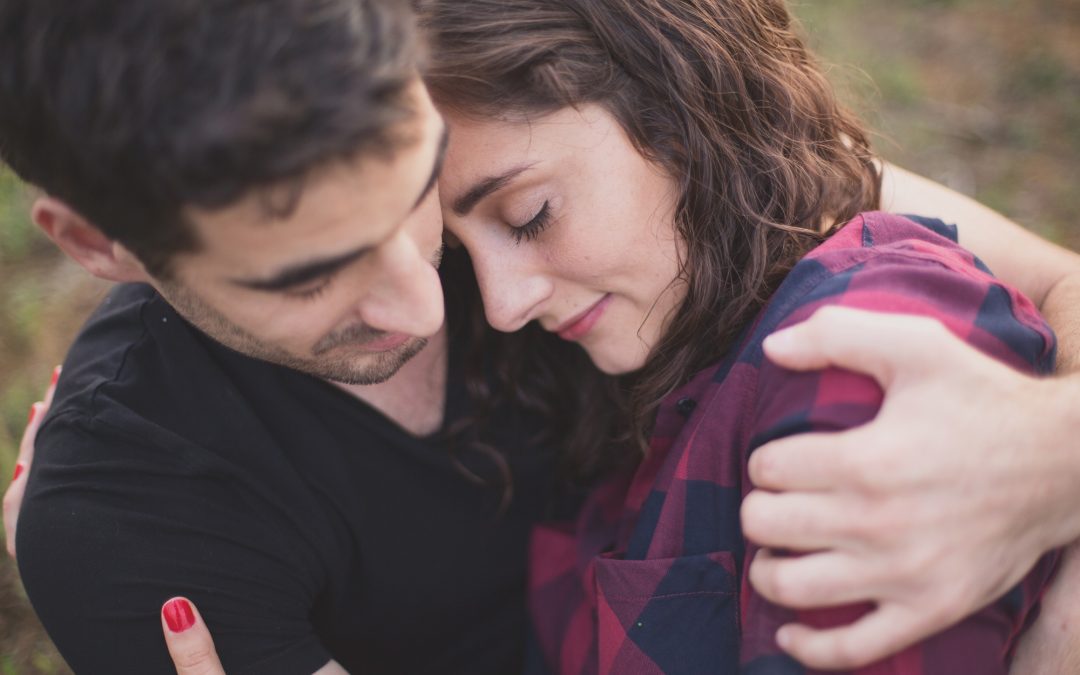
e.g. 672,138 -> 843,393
529,212 -> 1059,674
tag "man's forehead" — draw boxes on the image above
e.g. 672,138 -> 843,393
181,116 -> 447,285
185,80 -> 444,231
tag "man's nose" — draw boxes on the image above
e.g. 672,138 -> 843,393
357,232 -> 445,338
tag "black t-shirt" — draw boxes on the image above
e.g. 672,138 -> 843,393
18,283 -> 565,674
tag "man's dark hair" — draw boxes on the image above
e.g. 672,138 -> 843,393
0,0 -> 420,276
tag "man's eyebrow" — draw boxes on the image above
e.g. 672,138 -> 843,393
413,126 -> 450,211
231,245 -> 371,292
233,128 -> 450,293
451,164 -> 536,216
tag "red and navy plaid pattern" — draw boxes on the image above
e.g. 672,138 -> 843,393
528,212 -> 1059,674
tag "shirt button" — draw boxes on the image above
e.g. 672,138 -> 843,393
676,397 -> 697,416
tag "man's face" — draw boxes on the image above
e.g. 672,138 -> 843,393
154,80 -> 448,385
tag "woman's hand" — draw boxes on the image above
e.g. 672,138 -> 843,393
741,307 -> 1080,669
4,366 -> 60,558
5,384 -> 229,672
160,598 -> 349,674
161,598 -> 226,675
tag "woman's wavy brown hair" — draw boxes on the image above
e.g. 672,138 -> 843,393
421,0 -> 882,477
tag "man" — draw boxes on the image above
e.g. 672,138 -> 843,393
0,1 -> 567,672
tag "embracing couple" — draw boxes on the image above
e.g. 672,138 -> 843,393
4,0 -> 1080,673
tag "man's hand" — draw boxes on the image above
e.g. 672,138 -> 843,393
741,307 -> 1080,669
4,366 -> 60,558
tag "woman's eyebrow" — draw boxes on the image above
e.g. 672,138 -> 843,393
451,164 -> 536,216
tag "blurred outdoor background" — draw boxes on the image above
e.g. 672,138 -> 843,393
1,0 -> 1078,672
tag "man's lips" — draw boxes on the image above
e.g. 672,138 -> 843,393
355,332 -> 412,352
555,294 -> 613,341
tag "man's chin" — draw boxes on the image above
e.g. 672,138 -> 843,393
158,285 -> 430,384
312,336 -> 429,385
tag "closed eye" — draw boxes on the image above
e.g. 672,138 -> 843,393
282,274 -> 334,301
510,201 -> 552,245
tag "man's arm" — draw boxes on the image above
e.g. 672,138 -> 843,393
881,158 -> 1080,347
741,239 -> 1060,672
881,161 -> 1080,370
15,412 -> 333,674
743,308 -> 1080,669
162,598 -> 349,675
736,167 -> 1080,669
5,388 -> 344,675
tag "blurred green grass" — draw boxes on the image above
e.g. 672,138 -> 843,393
1,1 -> 1077,671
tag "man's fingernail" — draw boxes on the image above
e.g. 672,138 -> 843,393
162,598 -> 196,633
51,366 -> 61,386
12,463 -> 24,482
27,403 -> 37,425
763,330 -> 794,353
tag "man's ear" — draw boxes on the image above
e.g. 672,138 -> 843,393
32,196 -> 152,283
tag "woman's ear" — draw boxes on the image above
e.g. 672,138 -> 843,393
32,196 -> 151,283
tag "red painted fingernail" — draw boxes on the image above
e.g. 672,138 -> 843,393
27,404 -> 37,425
162,598 -> 196,633
12,463 -> 24,482
51,366 -> 61,386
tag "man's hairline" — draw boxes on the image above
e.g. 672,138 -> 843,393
144,112 -> 441,284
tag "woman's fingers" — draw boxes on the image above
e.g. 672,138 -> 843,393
161,597 -> 226,675
4,365 -> 61,558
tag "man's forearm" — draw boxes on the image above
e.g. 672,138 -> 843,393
1040,273 -> 1080,373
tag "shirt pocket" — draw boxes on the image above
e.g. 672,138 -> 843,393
593,551 -> 739,674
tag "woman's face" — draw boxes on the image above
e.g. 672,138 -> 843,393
439,104 -> 685,374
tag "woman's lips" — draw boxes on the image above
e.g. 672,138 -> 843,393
556,294 -> 613,341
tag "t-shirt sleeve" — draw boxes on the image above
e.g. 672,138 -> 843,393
738,251 -> 1058,674
17,413 -> 334,675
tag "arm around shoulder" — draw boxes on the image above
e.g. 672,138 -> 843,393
881,161 -> 1080,371
742,238 -> 1061,671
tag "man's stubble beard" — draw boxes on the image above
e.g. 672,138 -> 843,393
158,282 -> 428,385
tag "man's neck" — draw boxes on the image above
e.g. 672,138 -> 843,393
330,324 -> 449,437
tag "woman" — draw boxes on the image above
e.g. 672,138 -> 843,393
420,0 -> 1058,672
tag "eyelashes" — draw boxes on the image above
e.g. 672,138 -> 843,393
509,200 -> 552,245
284,277 -> 333,302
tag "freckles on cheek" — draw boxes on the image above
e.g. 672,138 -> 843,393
540,245 -> 599,281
